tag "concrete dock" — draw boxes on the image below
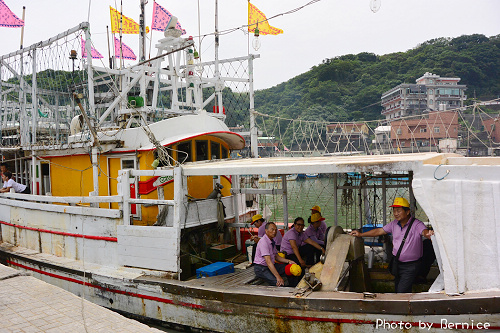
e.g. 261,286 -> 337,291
0,264 -> 162,333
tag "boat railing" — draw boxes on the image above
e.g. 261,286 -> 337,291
119,168 -> 256,230
0,192 -> 122,218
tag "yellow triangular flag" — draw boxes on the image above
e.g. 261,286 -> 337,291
248,2 -> 283,35
110,6 -> 140,34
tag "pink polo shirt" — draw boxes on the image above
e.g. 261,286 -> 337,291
258,221 -> 282,246
254,234 -> 277,266
304,224 -> 325,246
383,218 -> 427,262
281,228 -> 308,256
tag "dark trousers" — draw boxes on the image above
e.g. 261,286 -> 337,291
395,259 -> 422,293
301,243 -> 324,265
285,244 -> 315,266
285,249 -> 312,287
254,263 -> 287,286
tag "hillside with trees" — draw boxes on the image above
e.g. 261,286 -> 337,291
254,34 -> 500,122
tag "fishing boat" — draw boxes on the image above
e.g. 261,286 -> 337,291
1,5 -> 499,333
1,152 -> 499,332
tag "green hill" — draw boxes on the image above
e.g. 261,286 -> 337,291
254,34 -> 500,122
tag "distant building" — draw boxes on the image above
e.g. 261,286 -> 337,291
390,111 -> 459,149
381,72 -> 467,121
374,125 -> 391,147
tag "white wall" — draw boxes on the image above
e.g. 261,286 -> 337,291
413,164 -> 500,294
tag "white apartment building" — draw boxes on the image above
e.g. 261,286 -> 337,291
380,72 -> 467,121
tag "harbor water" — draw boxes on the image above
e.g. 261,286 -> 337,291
257,175 -> 428,230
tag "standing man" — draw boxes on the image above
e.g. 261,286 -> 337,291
350,197 -> 433,293
253,222 -> 296,286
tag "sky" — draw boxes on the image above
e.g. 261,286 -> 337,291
1,0 -> 499,90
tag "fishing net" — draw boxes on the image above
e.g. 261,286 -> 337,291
254,102 -> 500,157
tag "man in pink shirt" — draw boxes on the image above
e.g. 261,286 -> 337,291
303,213 -> 326,265
282,217 -> 325,269
253,222 -> 296,286
350,197 -> 434,293
250,214 -> 283,250
310,205 -> 327,235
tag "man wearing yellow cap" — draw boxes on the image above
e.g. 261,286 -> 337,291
281,217 -> 325,270
350,197 -> 434,293
310,205 -> 327,236
250,214 -> 283,250
303,212 -> 326,265
254,222 -> 297,286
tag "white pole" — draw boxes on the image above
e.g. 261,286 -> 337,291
249,56 -> 258,158
232,175 -> 241,250
139,0 -> 146,62
31,155 -> 36,194
119,169 -> 131,225
282,175 -> 289,231
31,48 -> 37,146
173,166 -> 186,277
84,28 -> 96,119
214,0 -> 224,118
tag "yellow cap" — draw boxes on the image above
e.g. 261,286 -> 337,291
310,205 -> 321,213
277,252 -> 285,258
390,197 -> 410,208
251,214 -> 263,224
311,212 -> 325,223
289,264 -> 302,276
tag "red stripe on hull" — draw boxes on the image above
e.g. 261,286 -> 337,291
0,220 -> 117,242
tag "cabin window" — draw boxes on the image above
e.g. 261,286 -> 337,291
434,127 -> 440,133
196,140 -> 209,161
177,142 -> 192,163
41,163 -> 50,195
420,128 -> 426,133
222,145 -> 228,158
211,141 -> 221,160
122,159 -> 136,178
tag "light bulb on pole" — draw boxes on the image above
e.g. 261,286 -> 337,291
252,26 -> 261,51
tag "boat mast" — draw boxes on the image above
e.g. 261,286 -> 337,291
214,0 -> 223,116
139,0 -> 146,62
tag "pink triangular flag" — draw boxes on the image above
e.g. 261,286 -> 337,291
0,0 -> 24,28
151,1 -> 186,34
81,37 -> 104,59
114,37 -> 136,60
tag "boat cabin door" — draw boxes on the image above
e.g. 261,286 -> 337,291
108,157 -> 139,217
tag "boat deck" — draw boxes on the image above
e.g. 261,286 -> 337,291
186,266 -> 266,288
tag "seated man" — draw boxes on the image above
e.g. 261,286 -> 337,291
281,217 -> 325,269
303,212 -> 326,265
0,171 -> 30,194
250,214 -> 283,250
310,205 -> 327,235
253,222 -> 296,286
